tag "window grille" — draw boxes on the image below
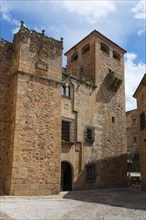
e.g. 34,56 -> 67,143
86,163 -> 96,181
62,121 -> 70,142
84,127 -> 95,144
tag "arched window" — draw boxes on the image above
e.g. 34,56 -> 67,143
62,86 -> 66,96
100,42 -> 109,54
81,43 -> 90,55
113,50 -> 121,61
62,85 -> 71,98
66,87 -> 70,97
71,52 -> 78,62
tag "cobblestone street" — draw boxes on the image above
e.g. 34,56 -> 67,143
0,186 -> 146,220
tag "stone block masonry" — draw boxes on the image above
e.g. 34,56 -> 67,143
1,23 -> 128,195
0,39 -> 12,193
0,22 -> 63,195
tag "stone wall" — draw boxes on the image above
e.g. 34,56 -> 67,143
1,23 -> 63,195
0,40 -> 12,193
8,73 -> 61,195
126,109 -> 140,172
134,75 -> 146,191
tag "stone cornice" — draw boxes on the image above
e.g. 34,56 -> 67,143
62,68 -> 96,87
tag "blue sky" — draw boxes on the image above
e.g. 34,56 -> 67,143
1,0 -> 146,111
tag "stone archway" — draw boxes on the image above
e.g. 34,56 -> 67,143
61,161 -> 72,191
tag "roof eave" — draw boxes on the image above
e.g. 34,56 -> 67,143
64,30 -> 126,56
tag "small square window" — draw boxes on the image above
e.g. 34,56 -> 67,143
112,117 -> 115,123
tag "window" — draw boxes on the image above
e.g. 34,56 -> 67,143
100,42 -> 109,54
133,136 -> 137,143
82,43 -> 90,55
71,52 -> 78,62
62,121 -> 70,142
86,127 -> 94,142
113,50 -> 121,61
112,117 -> 115,123
86,163 -> 96,181
62,86 -> 70,97
140,112 -> 146,130
62,86 -> 66,96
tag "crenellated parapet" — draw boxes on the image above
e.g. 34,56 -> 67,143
0,38 -> 12,47
14,21 -> 63,59
12,21 -> 63,80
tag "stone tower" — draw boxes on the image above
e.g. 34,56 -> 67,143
0,22 -> 63,195
61,30 -> 127,190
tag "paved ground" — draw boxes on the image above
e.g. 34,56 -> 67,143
0,186 -> 146,220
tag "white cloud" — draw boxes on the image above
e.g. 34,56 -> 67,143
132,0 -> 146,20
131,0 -> 146,36
125,52 -> 146,111
1,1 -> 19,26
53,0 -> 116,24
11,27 -> 19,34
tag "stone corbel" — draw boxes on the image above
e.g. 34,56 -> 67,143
108,71 -> 122,91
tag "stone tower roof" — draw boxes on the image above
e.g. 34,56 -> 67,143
65,29 -> 126,55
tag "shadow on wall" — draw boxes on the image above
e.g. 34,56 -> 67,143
96,73 -> 121,103
72,154 -> 128,191
62,154 -> 145,211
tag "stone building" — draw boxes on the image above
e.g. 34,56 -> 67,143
0,22 -> 127,195
126,109 -> 140,172
133,74 -> 146,191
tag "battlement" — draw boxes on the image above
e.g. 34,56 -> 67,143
14,21 -> 63,59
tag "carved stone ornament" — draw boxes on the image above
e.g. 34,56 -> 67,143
15,21 -> 63,60
38,49 -> 48,62
62,68 -> 96,87
35,61 -> 48,77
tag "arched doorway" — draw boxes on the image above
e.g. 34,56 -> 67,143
61,161 -> 72,191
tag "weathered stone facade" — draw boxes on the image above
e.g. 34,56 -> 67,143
0,22 -> 63,195
0,39 -> 12,194
133,74 -> 146,191
126,109 -> 140,172
61,30 -> 127,190
0,24 -> 127,195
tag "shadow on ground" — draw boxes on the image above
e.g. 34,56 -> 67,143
63,186 -> 146,211
0,212 -> 13,220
